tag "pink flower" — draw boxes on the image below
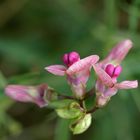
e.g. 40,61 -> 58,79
93,39 -> 138,107
5,84 -> 48,107
45,51 -> 99,99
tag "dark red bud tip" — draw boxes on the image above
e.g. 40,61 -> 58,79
63,51 -> 80,67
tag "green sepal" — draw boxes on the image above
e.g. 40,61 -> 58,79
45,87 -> 58,102
69,113 -> 92,134
56,102 -> 83,119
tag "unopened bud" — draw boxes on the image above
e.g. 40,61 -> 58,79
63,52 -> 80,67
105,64 -> 122,78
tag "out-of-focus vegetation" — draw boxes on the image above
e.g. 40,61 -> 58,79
0,0 -> 140,140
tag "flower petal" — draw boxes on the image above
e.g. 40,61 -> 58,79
5,85 -> 33,102
96,95 -> 110,107
95,79 -> 105,96
71,83 -> 86,99
104,87 -> 118,97
67,68 -> 90,85
100,39 -> 133,66
93,64 -> 114,87
76,68 -> 90,84
66,55 -> 99,75
45,65 -> 66,76
115,80 -> 138,89
5,84 -> 48,107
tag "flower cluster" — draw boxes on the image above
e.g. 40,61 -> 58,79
5,39 -> 138,134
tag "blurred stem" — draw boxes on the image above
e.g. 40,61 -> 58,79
128,0 -> 139,33
104,0 -> 118,30
0,71 -> 7,88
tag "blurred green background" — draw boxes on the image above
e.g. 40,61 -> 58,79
0,0 -> 140,140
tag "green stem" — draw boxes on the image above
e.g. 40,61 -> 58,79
86,106 -> 99,114
84,87 -> 95,99
58,94 -> 77,101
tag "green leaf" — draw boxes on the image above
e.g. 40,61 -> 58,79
70,113 -> 92,134
56,102 -> 83,119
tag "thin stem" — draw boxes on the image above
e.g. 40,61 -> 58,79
57,87 -> 95,101
84,87 -> 95,99
57,87 -> 96,111
78,100 -> 84,108
86,106 -> 99,114
58,94 -> 77,100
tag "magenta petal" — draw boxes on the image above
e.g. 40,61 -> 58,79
45,65 -> 66,76
113,65 -> 122,77
93,64 -> 114,87
68,52 -> 80,65
63,54 -> 69,65
105,64 -> 115,77
100,39 -> 133,66
115,80 -> 138,89
63,52 -> 80,67
66,55 -> 99,75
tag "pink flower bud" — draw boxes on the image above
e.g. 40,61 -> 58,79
113,65 -> 122,78
105,64 -> 115,77
63,52 -> 80,67
105,64 -> 122,78
63,54 -> 69,65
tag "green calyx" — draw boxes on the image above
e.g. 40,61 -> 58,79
56,101 -> 84,119
69,113 -> 92,134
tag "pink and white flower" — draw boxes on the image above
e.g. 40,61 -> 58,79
45,52 -> 99,99
93,39 -> 138,107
